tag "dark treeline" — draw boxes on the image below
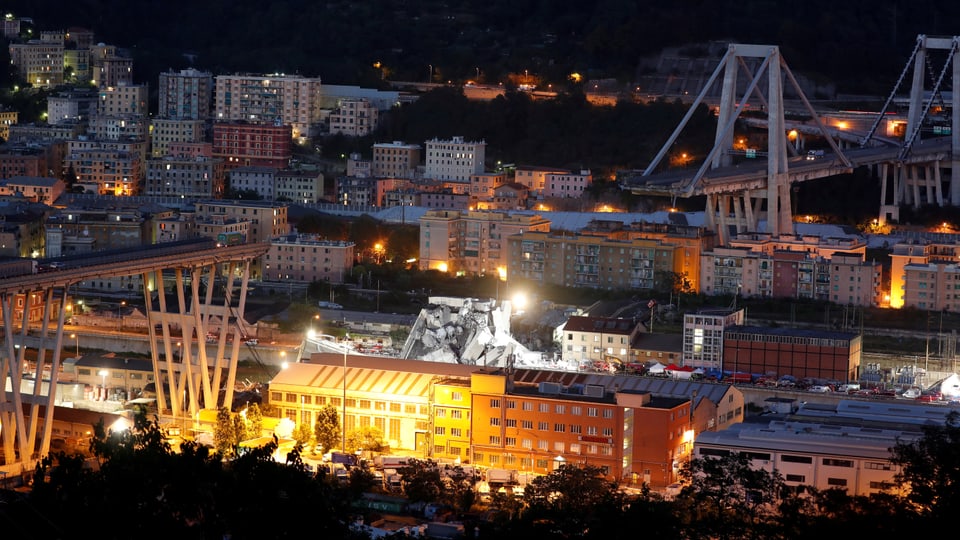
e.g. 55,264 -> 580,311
6,409 -> 960,539
3,0 -> 958,94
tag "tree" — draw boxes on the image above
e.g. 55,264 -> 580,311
314,404 -> 341,453
214,406 -> 243,457
520,464 -> 627,538
399,458 -> 445,504
439,464 -> 478,512
890,410 -> 960,527
345,425 -> 387,453
293,421 -> 313,447
675,452 -> 785,540
244,402 -> 264,438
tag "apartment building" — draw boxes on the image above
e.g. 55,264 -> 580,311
63,146 -> 143,196
424,136 -> 486,182
212,122 -> 292,171
507,231 -> 679,290
229,166 -> 278,200
9,36 -> 64,88
214,74 -> 323,140
45,205 -> 151,251
513,165 -> 568,195
96,84 -> 149,117
584,221 -> 715,293
90,46 -> 133,88
143,156 -> 226,198
328,98 -> 378,136
193,199 -> 288,244
263,234 -> 354,284
0,176 -> 65,203
468,172 -> 507,201
337,176 -> 379,206
902,262 -> 960,311
47,88 -> 97,125
485,183 -> 529,211
149,118 -> 206,158
158,68 -> 213,120
270,357 -> 743,489
276,168 -> 325,203
0,146 -> 48,179
560,315 -> 644,366
419,209 -> 551,275
372,141 -> 421,179
681,308 -> 745,370
723,325 -> 862,382
889,239 -> 960,309
543,169 -> 593,199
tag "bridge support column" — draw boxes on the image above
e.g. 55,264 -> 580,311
0,283 -> 72,466
953,39 -> 960,204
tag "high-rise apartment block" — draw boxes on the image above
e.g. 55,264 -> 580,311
263,234 -> 354,284
149,118 -> 206,158
419,209 -> 550,275
143,156 -> 226,198
214,74 -> 323,140
507,231 -> 680,290
158,68 -> 213,120
424,136 -> 486,181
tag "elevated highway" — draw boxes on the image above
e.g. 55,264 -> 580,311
620,36 -> 960,243
1,239 -> 268,473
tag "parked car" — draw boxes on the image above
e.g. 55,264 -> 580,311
808,385 -> 832,393
917,391 -> 942,402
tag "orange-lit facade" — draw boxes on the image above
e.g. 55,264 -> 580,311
270,357 -> 707,489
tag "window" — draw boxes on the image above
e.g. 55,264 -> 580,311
488,436 -> 501,445
505,437 -> 516,446
435,408 -> 446,418
505,418 -> 517,428
538,421 -> 549,431
554,423 -> 566,432
490,399 -> 501,408
450,428 -> 462,438
699,448 -> 730,457
506,400 -> 516,409
781,454 -> 813,464
434,426 -> 446,435
451,392 -> 463,401
602,409 -> 613,419
570,424 -> 582,434
555,404 -> 565,414
522,402 -> 533,411
405,404 -> 417,414
823,458 -> 854,468
864,461 -> 892,471
571,406 -> 582,416
587,407 -> 598,417
785,474 -> 806,483
521,420 -> 533,429
539,403 -> 549,413
826,478 -> 848,487
489,417 -> 501,426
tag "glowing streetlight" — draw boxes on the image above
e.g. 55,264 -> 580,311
342,332 -> 351,452
70,333 -> 79,358
99,369 -> 108,400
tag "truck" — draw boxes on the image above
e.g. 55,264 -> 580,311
374,455 -> 410,469
806,149 -> 825,160
485,468 -> 518,486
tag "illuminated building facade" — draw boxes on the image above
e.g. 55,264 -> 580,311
723,325 -> 862,382
419,209 -> 550,275
212,122 -> 292,171
214,74 -> 323,140
372,141 -> 421,179
271,356 -> 744,489
424,136 -> 485,182
507,231 -> 679,290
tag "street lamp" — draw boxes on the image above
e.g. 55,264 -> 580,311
70,333 -> 79,358
117,300 -> 126,329
99,369 -> 108,400
342,333 -> 350,452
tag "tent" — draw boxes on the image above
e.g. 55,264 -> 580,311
647,362 -> 667,374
